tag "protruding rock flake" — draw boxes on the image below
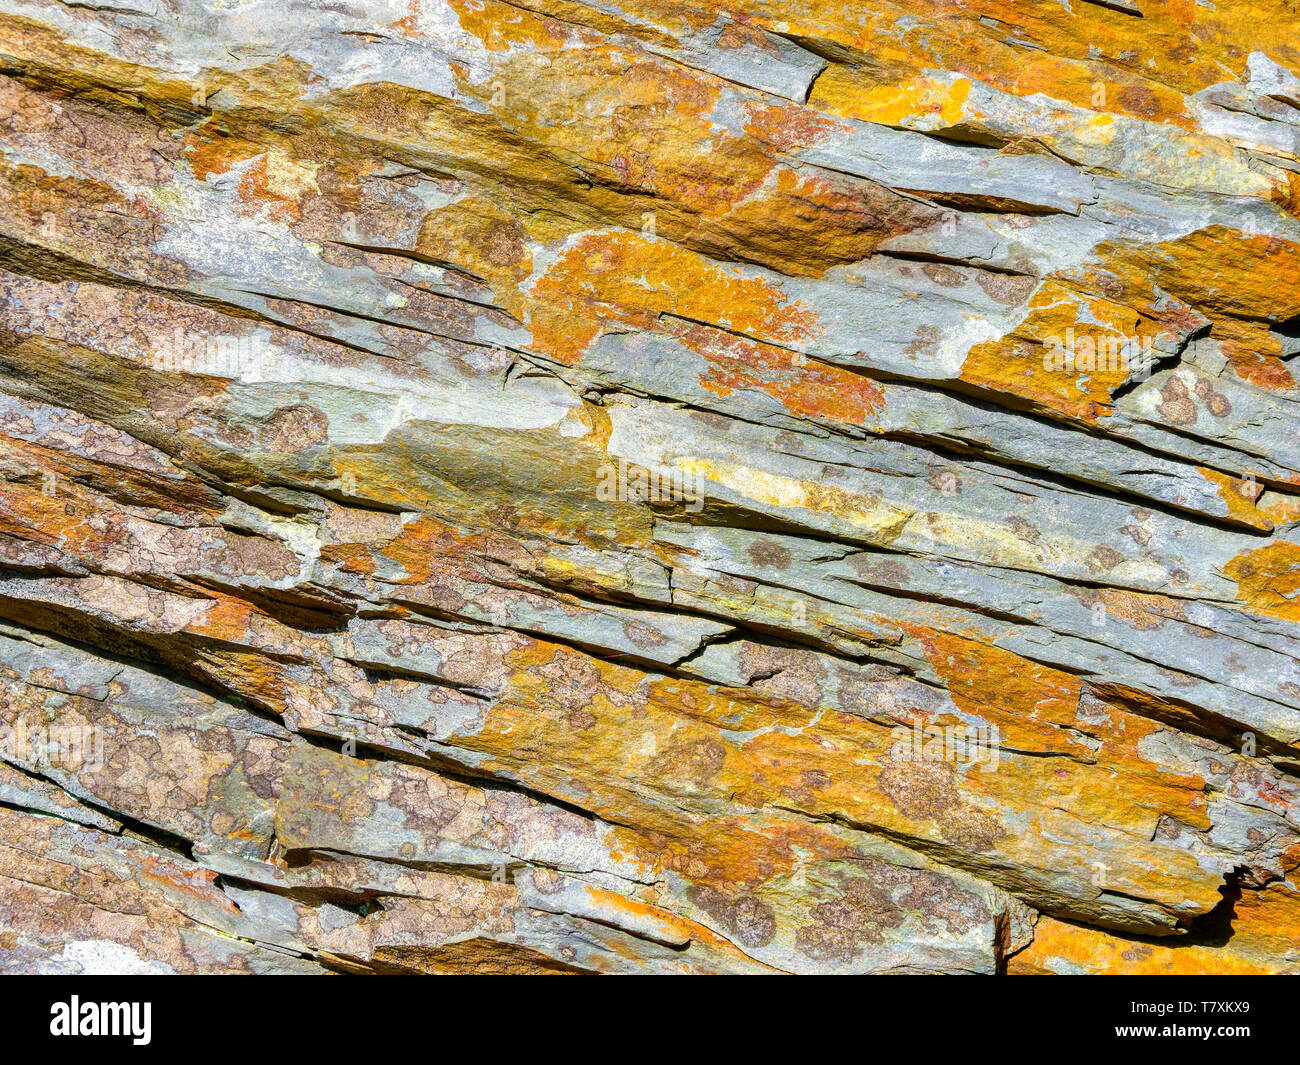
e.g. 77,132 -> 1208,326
0,0 -> 1299,977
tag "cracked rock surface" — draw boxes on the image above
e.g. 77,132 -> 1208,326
1,0 -> 1300,974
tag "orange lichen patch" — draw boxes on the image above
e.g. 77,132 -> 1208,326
908,625 -> 1208,817
1008,914 -> 1275,975
181,125 -> 324,223
727,0 -> 1299,130
227,153 -> 310,223
713,5 -> 1300,202
354,513 -> 477,585
808,68 -> 972,130
389,0 -> 421,35
578,880 -> 776,963
474,0 -> 689,45
953,32 -> 1184,129
182,591 -> 283,647
448,0 -> 570,52
415,196 -> 533,318
139,854 -> 237,910
448,640 -> 1226,914
916,627 -> 1082,728
1226,878 -> 1300,965
433,32 -> 935,274
465,41 -> 738,205
1225,540 -> 1300,622
610,813 -> 856,891
1087,679 -> 1251,761
1284,168 -> 1300,217
1208,319 -> 1298,393
1099,227 -> 1300,323
0,480 -> 82,546
741,100 -> 842,152
595,0 -> 719,35
183,131 -> 264,182
487,644 -> 829,817
809,693 -> 1210,865
703,164 -> 936,275
1225,350 -> 1296,393
661,315 -> 884,425
428,46 -> 823,263
523,231 -> 819,364
913,626 -> 1099,750
1060,261 -> 1210,343
1007,54 -> 1173,121
1016,874 -> 1300,974
360,498 -> 640,597
317,542 -> 381,577
959,280 -> 1151,421
0,445 -> 222,557
1197,467 -> 1274,532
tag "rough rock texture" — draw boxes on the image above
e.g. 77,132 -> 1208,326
1,0 -> 1299,975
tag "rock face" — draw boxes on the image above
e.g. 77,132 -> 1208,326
1,0 -> 1299,976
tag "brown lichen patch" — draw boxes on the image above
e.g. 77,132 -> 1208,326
662,316 -> 885,425
686,884 -> 777,948
738,644 -> 830,709
645,735 -> 728,789
876,761 -> 1004,853
1084,544 -> 1125,574
0,157 -> 177,280
794,859 -> 991,963
1087,587 -> 1190,633
1155,374 -> 1197,426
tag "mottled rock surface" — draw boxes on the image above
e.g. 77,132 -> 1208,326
1,0 -> 1299,975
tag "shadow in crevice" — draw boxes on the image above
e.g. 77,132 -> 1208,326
1178,867 -> 1245,949
1271,314 -> 1300,358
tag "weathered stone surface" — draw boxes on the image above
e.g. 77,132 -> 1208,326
1,0 -> 1299,974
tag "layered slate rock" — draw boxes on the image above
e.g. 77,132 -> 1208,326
1,0 -> 1299,974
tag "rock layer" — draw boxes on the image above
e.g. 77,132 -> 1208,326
1,0 -> 1299,974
